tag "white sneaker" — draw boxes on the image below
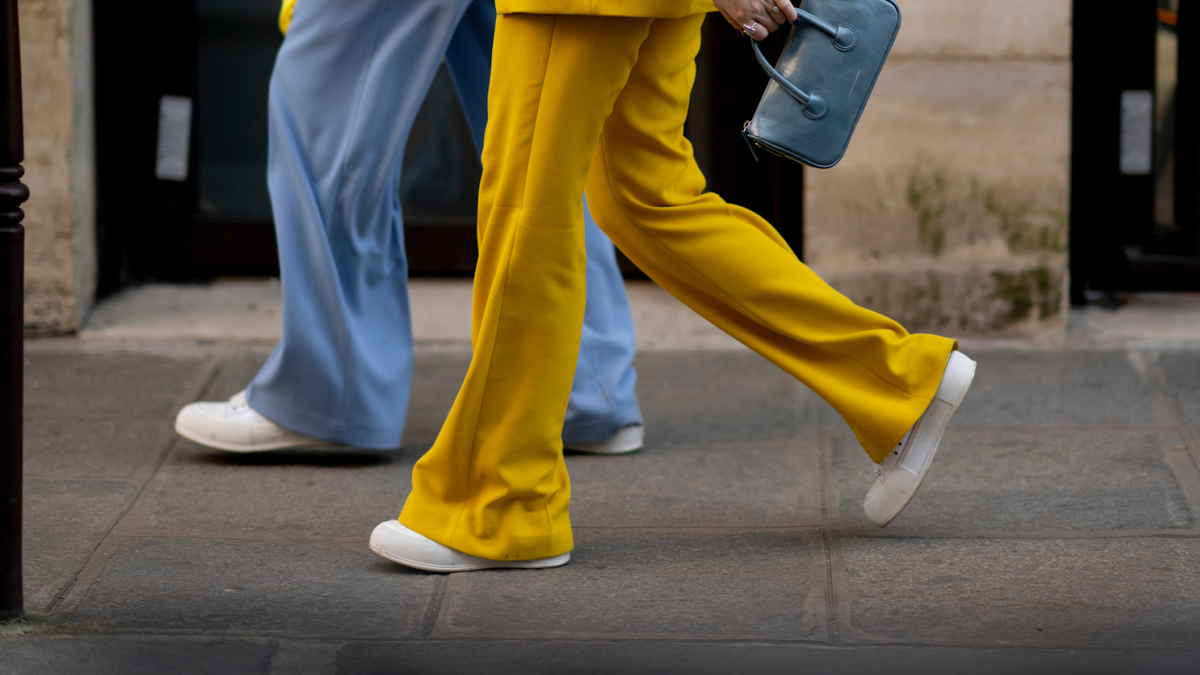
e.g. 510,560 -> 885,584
174,390 -> 329,453
563,424 -> 644,455
369,520 -> 571,572
863,351 -> 976,527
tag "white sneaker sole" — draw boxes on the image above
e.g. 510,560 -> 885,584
563,425 -> 644,455
864,351 -> 976,527
173,422 -> 327,453
369,520 -> 570,573
173,392 -> 345,453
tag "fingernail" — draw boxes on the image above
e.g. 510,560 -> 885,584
792,18 -> 800,25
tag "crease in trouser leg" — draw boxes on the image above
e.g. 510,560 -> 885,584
401,14 -> 652,561
249,0 -> 476,449
581,14 -> 957,463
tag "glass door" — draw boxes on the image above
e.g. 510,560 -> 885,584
95,0 -> 485,287
1072,0 -> 1200,300
94,5 -> 803,290
1149,1 -> 1200,253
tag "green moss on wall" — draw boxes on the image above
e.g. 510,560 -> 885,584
989,266 -> 1062,326
907,165 -> 947,256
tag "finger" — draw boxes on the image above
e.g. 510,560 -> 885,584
732,10 -> 766,39
776,1 -> 799,27
762,2 -> 785,26
750,12 -> 780,33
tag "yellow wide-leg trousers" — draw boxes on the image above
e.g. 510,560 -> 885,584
400,12 -> 959,561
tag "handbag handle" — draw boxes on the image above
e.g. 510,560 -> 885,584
793,8 -> 859,51
750,10 -> 859,121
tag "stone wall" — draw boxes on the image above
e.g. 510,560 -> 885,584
20,0 -> 94,334
18,0 -> 1071,337
804,0 -> 1071,337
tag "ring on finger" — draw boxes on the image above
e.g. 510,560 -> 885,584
769,5 -> 780,13
742,20 -> 759,35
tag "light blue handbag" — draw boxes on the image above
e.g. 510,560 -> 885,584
742,0 -> 901,169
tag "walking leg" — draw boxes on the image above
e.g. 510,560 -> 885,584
244,0 -> 475,449
401,13 -> 654,560
444,0 -> 643,447
584,15 -> 957,462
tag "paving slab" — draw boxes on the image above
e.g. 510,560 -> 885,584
23,480 -> 140,611
24,351 -> 214,419
813,350 -> 1168,431
24,419 -> 174,479
434,528 -> 826,640
1158,351 -> 1200,442
403,352 -> 471,446
633,352 -> 810,445
567,440 -> 821,527
111,440 -> 411,542
833,537 -> 1200,648
945,350 -> 1166,427
404,351 -> 813,448
827,428 -> 1199,534
203,349 -> 273,402
394,351 -> 811,448
65,540 -> 438,639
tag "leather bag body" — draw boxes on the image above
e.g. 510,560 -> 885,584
742,0 -> 901,169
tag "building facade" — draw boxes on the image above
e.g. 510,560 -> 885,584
17,0 -> 1196,338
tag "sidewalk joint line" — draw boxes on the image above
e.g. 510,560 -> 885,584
43,359 -> 228,615
816,419 -> 840,644
1126,350 -> 1200,512
419,576 -> 448,638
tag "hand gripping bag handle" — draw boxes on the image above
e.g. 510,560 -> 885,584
749,9 -> 859,121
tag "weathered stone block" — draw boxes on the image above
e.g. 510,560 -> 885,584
24,350 -> 212,419
633,351 -> 809,445
67,539 -> 437,638
806,60 -> 1070,335
827,428 -> 1197,534
113,440 -> 410,541
24,418 -> 174,479
569,439 -> 822,527
890,0 -> 1072,60
435,528 -> 827,640
836,538 -> 1200,647
24,479 -> 139,611
21,0 -> 95,334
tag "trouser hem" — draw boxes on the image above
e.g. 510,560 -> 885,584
399,502 -> 575,561
246,386 -> 402,450
562,416 -> 642,444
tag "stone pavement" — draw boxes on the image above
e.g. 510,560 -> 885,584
4,337 -> 1200,674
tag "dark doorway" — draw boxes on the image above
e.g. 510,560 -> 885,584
93,5 -> 803,291
1071,0 -> 1200,301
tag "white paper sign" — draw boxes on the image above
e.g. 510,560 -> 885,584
1119,90 -> 1153,176
155,95 -> 193,182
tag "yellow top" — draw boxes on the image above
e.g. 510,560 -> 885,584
496,0 -> 714,18
279,0 -> 296,34
280,0 -> 713,31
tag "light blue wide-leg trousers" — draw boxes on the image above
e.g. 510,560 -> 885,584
245,0 -> 642,449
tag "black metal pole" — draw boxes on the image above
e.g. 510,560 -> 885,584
0,0 -> 26,623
